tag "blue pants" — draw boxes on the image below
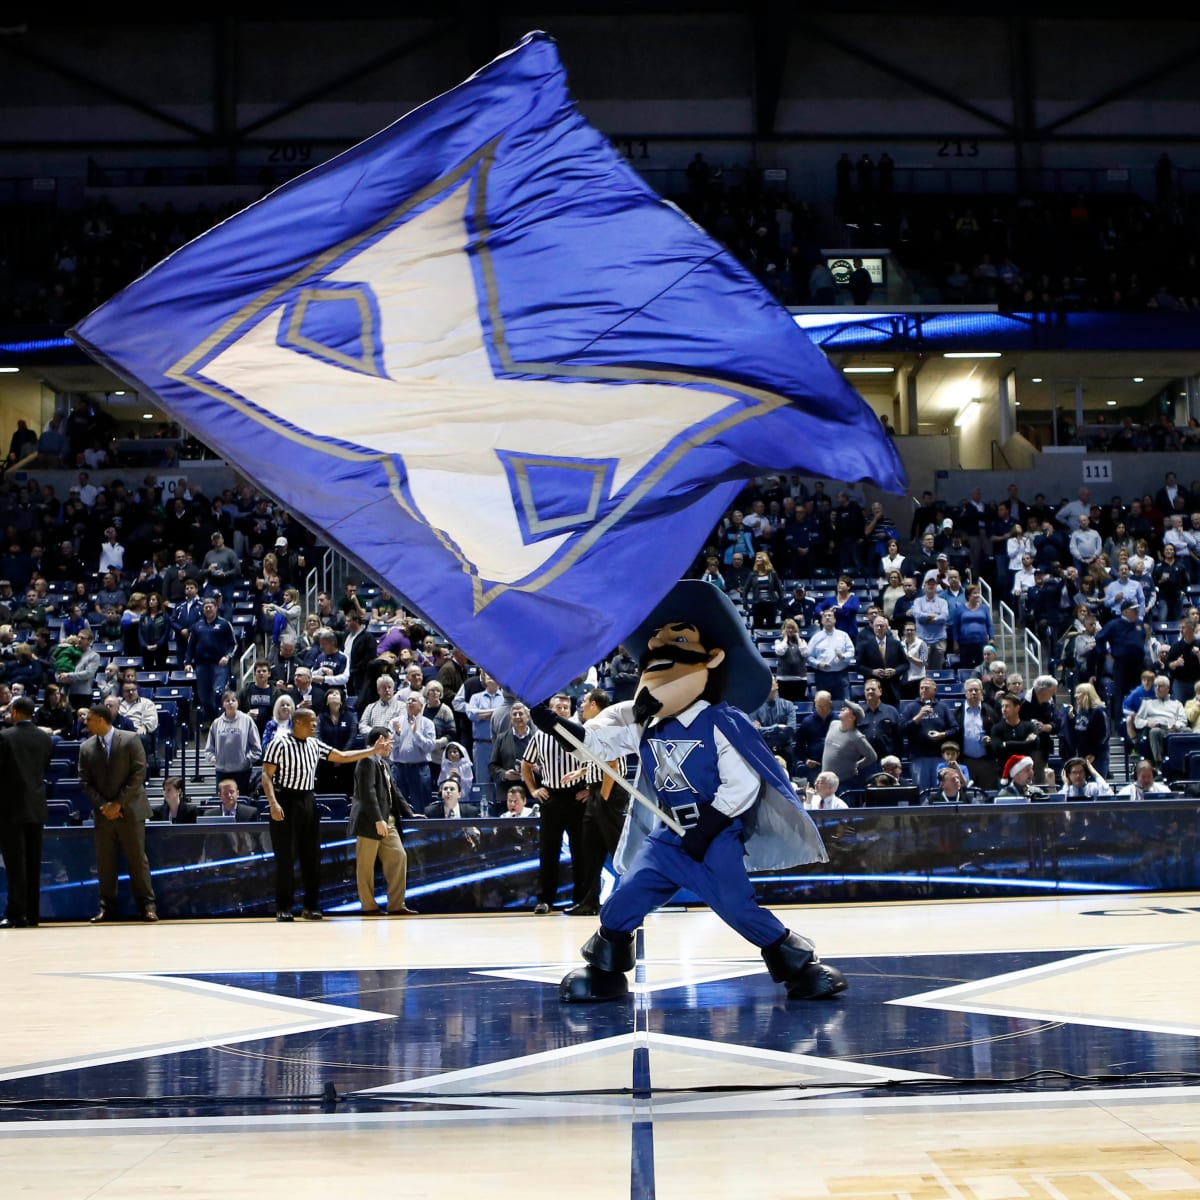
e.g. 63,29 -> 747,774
471,740 -> 492,796
600,826 -> 787,948
195,662 -> 230,722
911,756 -> 941,791
393,761 -> 431,809
812,669 -> 849,702
203,584 -> 233,620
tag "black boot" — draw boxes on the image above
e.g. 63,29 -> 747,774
762,930 -> 847,1000
559,927 -> 635,1003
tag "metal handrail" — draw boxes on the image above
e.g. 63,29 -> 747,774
1023,624 -> 1044,680
235,637 -> 257,692
304,565 -> 319,627
998,598 -> 1019,671
997,595 -> 1044,682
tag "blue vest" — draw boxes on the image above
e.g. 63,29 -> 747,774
639,706 -> 738,837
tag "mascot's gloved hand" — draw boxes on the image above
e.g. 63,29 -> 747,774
530,703 -> 587,754
680,804 -> 733,862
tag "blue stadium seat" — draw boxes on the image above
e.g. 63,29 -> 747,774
45,801 -> 74,828
1163,733 -> 1200,779
54,779 -> 90,823
316,794 -> 350,820
471,782 -> 496,815
231,614 -> 256,644
155,703 -> 179,771
46,758 -> 75,785
52,737 -> 82,755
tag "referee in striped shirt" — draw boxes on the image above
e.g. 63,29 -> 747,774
262,707 -> 388,921
522,693 -> 602,915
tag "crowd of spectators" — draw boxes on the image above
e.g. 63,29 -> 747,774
678,472 -> 1200,804
672,152 -> 1200,311
5,394 -> 1200,827
0,406 -> 612,827
0,196 -> 246,327
5,159 -> 1200,326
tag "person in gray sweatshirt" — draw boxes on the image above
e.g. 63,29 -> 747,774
820,700 -> 878,793
205,690 -> 263,795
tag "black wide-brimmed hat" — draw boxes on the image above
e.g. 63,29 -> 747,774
622,579 -> 772,713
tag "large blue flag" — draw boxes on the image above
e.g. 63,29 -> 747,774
71,31 -> 905,700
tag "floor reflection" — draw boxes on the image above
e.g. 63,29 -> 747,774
4,949 -> 1196,1121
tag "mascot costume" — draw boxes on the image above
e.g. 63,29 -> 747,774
532,579 -> 846,1003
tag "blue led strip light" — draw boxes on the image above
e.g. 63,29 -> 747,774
755,873 -> 1148,892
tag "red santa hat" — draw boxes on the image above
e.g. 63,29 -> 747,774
1002,754 -> 1034,781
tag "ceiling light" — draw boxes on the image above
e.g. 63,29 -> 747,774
0,366 -> 18,374
1031,377 -> 1043,383
1133,376 -> 1144,383
954,397 -> 982,427
1106,400 -> 1118,407
142,413 -> 154,420
944,352 -> 1001,359
842,366 -> 895,374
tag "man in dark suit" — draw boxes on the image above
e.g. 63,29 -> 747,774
78,704 -> 158,922
342,611 -> 378,702
423,776 -> 480,819
203,778 -> 260,822
1154,472 -> 1190,520
856,614 -> 909,708
351,727 -> 419,915
0,696 -> 53,927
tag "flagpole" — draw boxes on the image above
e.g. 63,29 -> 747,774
550,721 -> 685,837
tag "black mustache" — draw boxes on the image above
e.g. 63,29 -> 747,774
639,644 -> 710,673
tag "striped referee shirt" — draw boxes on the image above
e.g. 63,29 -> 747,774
262,731 -> 331,791
523,730 -> 602,789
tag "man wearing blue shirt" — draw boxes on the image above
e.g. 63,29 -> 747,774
901,676 -> 958,791
185,598 -> 238,723
910,576 -> 950,669
750,676 -> 797,771
1102,561 -> 1147,620
465,671 -> 504,795
805,609 -> 855,702
310,629 -> 349,709
1098,598 -> 1148,721
169,578 -> 203,655
1122,668 -> 1158,742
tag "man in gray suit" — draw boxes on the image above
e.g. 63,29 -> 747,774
0,697 -> 53,928
351,727 -> 420,915
78,704 -> 158,923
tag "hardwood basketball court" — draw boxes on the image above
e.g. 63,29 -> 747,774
2,893 -> 1199,1199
